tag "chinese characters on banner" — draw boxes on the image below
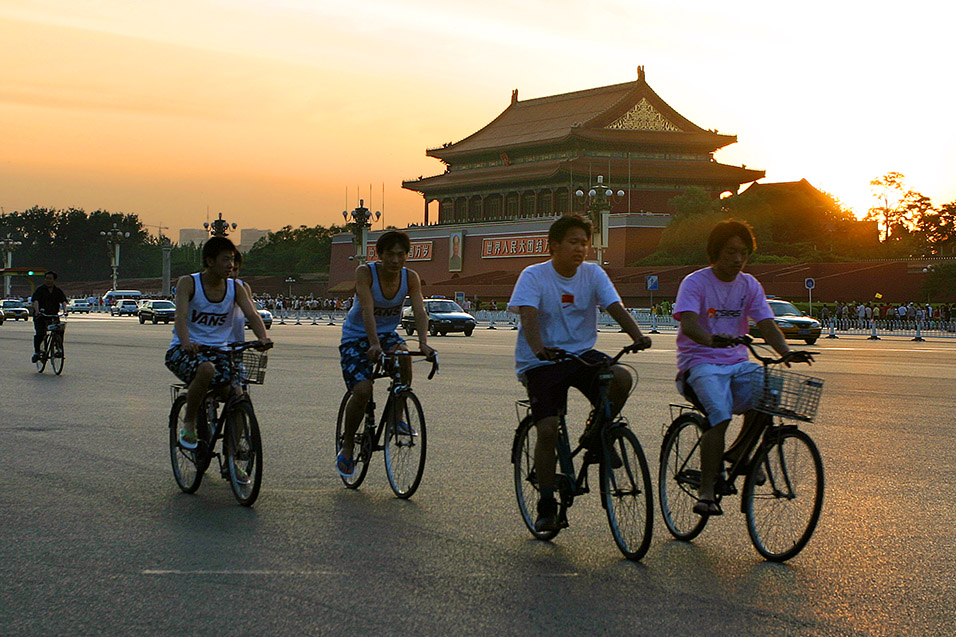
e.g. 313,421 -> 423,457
367,241 -> 433,262
481,235 -> 549,258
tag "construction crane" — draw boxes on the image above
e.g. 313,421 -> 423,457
143,223 -> 170,243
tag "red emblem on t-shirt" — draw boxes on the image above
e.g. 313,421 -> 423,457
562,293 -> 574,308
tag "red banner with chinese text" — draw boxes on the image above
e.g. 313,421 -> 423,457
481,236 -> 548,258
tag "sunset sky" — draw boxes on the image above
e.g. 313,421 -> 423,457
1,0 -> 953,240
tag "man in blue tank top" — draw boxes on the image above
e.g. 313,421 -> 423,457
336,231 -> 435,478
166,236 -> 273,450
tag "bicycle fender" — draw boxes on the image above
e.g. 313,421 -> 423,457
511,415 -> 535,464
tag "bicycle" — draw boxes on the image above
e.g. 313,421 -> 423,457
168,341 -> 270,506
334,350 -> 438,498
658,336 -> 825,561
511,343 -> 654,561
35,313 -> 66,375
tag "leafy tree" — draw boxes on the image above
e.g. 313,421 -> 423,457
242,224 -> 345,275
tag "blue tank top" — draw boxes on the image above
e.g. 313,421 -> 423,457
170,273 -> 236,347
340,263 -> 408,342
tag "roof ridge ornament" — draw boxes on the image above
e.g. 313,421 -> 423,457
637,65 -> 645,82
511,89 -> 518,104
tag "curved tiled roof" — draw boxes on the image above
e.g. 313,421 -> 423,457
428,70 -> 734,160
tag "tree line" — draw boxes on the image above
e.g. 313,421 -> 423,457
0,207 -> 346,282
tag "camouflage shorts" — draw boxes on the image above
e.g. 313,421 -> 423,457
339,332 -> 405,390
165,345 -> 234,386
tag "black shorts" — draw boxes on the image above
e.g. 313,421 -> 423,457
522,349 -> 610,421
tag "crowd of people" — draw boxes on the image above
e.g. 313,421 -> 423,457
817,300 -> 956,331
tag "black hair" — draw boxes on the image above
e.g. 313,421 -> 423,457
202,236 -> 237,268
45,270 -> 58,280
376,230 -> 411,255
548,215 -> 592,250
706,219 -> 756,263
233,249 -> 243,270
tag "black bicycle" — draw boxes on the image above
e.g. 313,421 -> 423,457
335,351 -> 438,498
658,336 -> 824,561
511,343 -> 654,561
35,313 -> 66,375
169,341 -> 270,506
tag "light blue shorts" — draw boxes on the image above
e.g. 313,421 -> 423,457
677,361 -> 761,426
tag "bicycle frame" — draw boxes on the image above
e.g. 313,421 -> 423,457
356,351 -> 437,453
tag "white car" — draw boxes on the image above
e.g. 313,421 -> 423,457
110,299 -> 140,316
67,299 -> 92,313
1,299 -> 30,321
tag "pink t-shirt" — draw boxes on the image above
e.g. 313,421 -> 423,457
673,267 -> 774,372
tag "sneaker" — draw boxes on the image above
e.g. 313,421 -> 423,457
395,421 -> 417,437
31,353 -> 40,363
534,496 -> 559,533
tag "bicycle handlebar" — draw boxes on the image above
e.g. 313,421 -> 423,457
546,340 -> 650,367
197,340 -> 273,353
380,350 -> 440,380
713,334 -> 816,366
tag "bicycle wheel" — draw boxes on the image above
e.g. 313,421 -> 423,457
168,395 -> 204,493
601,426 -> 653,560
744,428 -> 824,562
512,416 -> 566,541
36,335 -> 48,373
225,399 -> 263,506
335,391 -> 372,488
50,332 -> 64,375
659,413 -> 709,541
384,390 -> 427,498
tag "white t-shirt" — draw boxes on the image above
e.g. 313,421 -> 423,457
508,260 -> 621,376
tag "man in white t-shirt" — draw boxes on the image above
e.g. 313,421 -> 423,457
508,215 -> 652,533
673,219 -> 812,516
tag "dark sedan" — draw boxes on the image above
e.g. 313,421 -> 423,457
138,299 -> 176,324
401,298 -> 477,337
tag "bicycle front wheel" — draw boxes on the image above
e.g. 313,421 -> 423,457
225,399 -> 263,506
36,336 -> 48,373
601,426 -> 653,560
384,390 -> 427,498
335,391 -> 371,488
51,333 -> 64,375
744,428 -> 824,562
512,416 -> 565,541
169,395 -> 204,493
659,413 -> 709,541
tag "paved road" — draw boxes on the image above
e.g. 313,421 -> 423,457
1,315 -> 953,634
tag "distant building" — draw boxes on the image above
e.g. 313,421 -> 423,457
179,229 -> 208,246
238,228 -> 270,253
330,67 -> 764,297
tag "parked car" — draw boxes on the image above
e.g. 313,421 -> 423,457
244,303 -> 273,330
2,299 -> 30,321
749,298 -> 822,345
110,299 -> 141,316
401,298 -> 477,336
138,299 -> 176,324
67,299 -> 92,313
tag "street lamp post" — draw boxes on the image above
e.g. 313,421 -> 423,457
575,175 -> 624,267
0,234 -> 24,297
285,277 -> 296,299
99,223 -> 131,291
342,199 -> 381,264
161,235 -> 173,297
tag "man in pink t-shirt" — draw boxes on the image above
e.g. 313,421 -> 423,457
673,219 -> 812,516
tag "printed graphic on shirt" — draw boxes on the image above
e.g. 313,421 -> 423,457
374,306 -> 401,317
706,292 -> 748,320
561,293 -> 574,308
191,310 -> 229,326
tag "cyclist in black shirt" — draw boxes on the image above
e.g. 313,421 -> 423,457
31,271 -> 68,363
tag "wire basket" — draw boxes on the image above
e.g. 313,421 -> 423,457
239,349 -> 268,385
750,366 -> 824,422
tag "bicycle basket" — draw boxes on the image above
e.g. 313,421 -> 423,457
48,322 -> 66,333
750,366 -> 824,422
239,350 -> 268,385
